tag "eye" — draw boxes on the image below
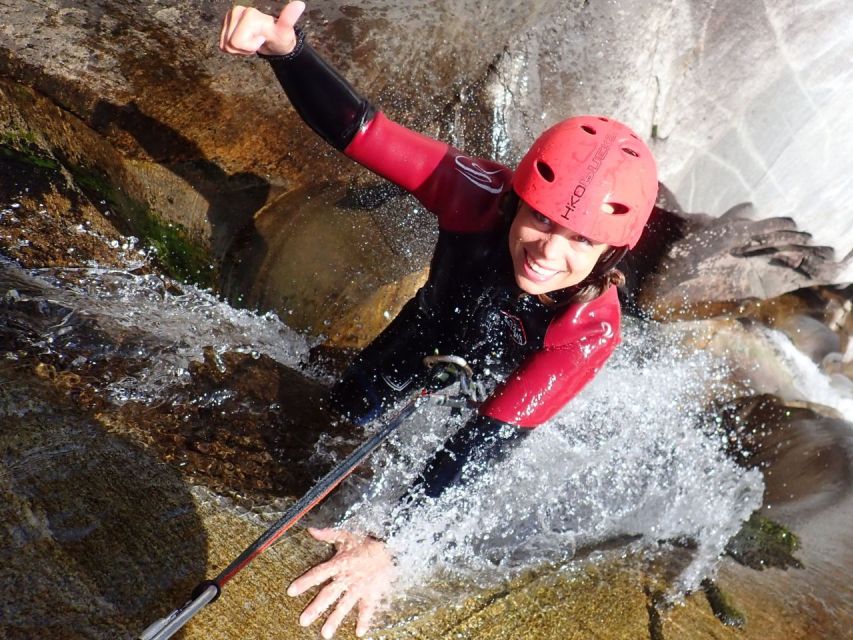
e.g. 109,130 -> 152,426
531,210 -> 552,226
571,234 -> 594,248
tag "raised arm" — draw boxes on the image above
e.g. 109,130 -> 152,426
221,2 -> 511,232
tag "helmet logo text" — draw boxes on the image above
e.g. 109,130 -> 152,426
561,133 -> 616,220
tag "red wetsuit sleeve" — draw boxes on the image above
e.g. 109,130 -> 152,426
264,34 -> 510,232
480,287 -> 622,427
344,113 -> 513,233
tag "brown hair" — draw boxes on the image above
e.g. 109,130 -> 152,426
560,247 -> 627,304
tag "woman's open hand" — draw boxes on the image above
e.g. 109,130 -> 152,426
219,1 -> 305,57
288,527 -> 396,638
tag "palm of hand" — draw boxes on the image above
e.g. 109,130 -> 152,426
288,527 -> 396,638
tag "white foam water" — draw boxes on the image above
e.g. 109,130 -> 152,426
763,328 -> 853,421
5,263 -> 313,404
338,320 -> 765,598
4,259 -> 765,604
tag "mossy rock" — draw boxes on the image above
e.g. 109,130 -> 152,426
725,513 -> 802,571
70,164 -> 214,287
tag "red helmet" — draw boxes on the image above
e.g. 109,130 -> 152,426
513,116 -> 658,249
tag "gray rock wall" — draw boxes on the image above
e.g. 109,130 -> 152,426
4,1 -> 850,262
2,0 -> 850,340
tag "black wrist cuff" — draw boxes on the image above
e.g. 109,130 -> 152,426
261,27 -> 376,151
412,416 -> 529,500
257,26 -> 307,61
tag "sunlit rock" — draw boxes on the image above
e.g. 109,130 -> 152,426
3,2 -> 853,639
221,183 -> 432,347
3,0 -> 851,331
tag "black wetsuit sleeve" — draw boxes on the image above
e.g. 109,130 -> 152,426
409,415 -> 531,500
260,29 -> 376,151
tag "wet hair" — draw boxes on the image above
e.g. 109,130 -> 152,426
565,245 -> 627,305
500,191 -> 628,307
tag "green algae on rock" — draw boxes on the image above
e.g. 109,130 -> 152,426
725,513 -> 802,571
700,578 -> 746,628
71,163 -> 214,287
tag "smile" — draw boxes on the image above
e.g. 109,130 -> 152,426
523,251 -> 564,282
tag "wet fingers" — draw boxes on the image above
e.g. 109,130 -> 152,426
356,598 -> 378,637
298,579 -> 348,627
321,590 -> 360,639
288,559 -> 338,597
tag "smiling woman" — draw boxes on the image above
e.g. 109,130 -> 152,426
509,202 -> 611,295
218,1 -> 659,637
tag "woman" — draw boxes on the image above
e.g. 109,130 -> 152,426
220,2 -> 658,637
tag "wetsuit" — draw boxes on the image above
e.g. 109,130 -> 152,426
263,31 -> 621,498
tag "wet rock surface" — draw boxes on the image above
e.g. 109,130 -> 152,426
1,1 -> 853,638
0,78 -> 215,284
3,0 -> 851,346
2,123 -> 852,640
2,240 -> 851,639
628,200 -> 852,319
221,182 -> 432,346
0,361 -> 208,639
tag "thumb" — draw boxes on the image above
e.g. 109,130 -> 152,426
277,0 -> 306,31
307,526 -> 346,543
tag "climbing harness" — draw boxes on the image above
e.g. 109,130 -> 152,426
138,355 -> 480,640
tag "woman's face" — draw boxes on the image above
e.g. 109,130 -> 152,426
508,201 -> 610,295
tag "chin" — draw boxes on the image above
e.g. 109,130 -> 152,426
515,275 -> 555,296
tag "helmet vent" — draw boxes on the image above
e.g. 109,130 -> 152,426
604,202 -> 630,216
622,147 -> 640,157
581,125 -> 597,135
598,117 -> 609,122
535,160 -> 555,182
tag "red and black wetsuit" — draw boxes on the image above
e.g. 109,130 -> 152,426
263,32 -> 621,497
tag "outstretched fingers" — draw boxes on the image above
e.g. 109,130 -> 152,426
356,599 -> 378,638
288,528 -> 392,637
288,557 -> 339,597
321,590 -> 360,639
299,579 -> 348,627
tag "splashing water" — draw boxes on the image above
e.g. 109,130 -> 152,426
1,255 -> 764,610
338,320 -> 764,598
762,328 -> 853,421
1,258 -> 313,404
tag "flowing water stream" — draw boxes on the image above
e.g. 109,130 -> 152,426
1,234 -> 851,637
0,240 -> 850,636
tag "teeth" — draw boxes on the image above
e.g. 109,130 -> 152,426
527,258 -> 557,277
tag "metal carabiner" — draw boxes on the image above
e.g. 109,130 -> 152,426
422,354 -> 487,405
422,354 -> 475,379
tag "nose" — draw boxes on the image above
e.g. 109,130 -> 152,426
539,232 -> 571,263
